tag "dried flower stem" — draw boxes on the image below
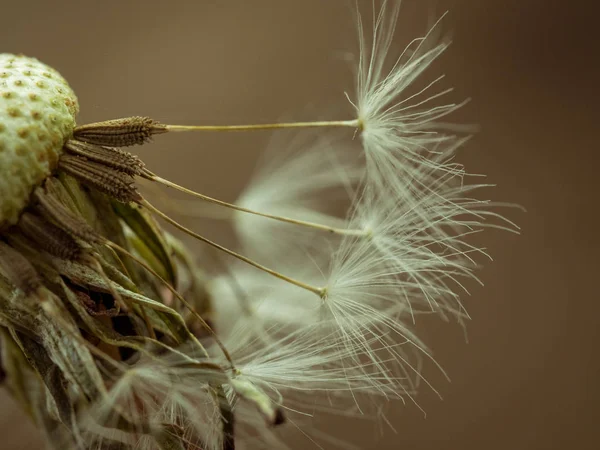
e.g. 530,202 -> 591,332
144,171 -> 368,237
140,198 -> 326,298
165,118 -> 360,133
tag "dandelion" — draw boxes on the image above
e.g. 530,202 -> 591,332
0,1 -> 516,449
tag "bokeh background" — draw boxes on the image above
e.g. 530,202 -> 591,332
1,0 -> 597,449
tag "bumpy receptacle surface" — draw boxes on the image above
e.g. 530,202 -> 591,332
0,53 -> 79,227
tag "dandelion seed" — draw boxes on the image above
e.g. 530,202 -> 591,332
226,323 -> 404,397
213,323 -> 402,448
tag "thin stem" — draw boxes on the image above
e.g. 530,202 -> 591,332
139,179 -> 234,220
144,171 -> 368,237
140,198 -> 326,298
165,119 -> 360,133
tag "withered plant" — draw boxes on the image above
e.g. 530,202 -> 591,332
0,2 -> 516,449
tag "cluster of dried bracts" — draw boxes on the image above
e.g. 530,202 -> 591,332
0,112 -> 258,448
0,2 -> 517,450
0,51 -> 294,448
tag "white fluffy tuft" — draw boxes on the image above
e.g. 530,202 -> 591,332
349,1 -> 466,198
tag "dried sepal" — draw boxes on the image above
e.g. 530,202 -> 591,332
17,212 -> 83,260
0,273 -> 46,336
77,350 -> 228,450
166,234 -> 213,322
11,330 -> 84,447
0,240 -> 42,295
58,174 -> 117,241
0,327 -> 42,419
112,201 -> 177,285
52,257 -> 204,349
34,296 -> 107,402
33,183 -> 103,244
1,283 -> 108,419
60,280 -> 179,365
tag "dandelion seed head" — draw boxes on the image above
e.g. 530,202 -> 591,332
0,2 -> 517,448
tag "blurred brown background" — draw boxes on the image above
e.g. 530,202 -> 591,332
1,0 -> 597,449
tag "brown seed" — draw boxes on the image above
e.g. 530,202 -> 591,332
73,116 -> 167,147
33,185 -> 102,245
17,212 -> 82,260
58,154 -> 142,204
63,139 -> 145,176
